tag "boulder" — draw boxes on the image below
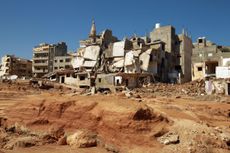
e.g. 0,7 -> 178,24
104,143 -> 120,153
157,132 -> 180,145
220,132 -> 230,146
66,130 -> 97,148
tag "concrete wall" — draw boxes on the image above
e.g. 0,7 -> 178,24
95,74 -> 116,91
192,62 -> 204,80
178,34 -> 193,83
53,56 -> 72,71
150,25 -> 176,53
75,73 -> 91,87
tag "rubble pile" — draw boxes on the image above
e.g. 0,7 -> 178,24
0,118 -> 101,150
134,79 -> 205,97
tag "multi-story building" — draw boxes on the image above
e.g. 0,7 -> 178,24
192,37 -> 230,80
32,42 -> 72,78
53,56 -> 72,71
0,55 -> 32,78
149,23 -> 193,83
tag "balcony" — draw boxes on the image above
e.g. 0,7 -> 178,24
33,62 -> 48,66
33,57 -> 49,60
33,50 -> 49,53
33,69 -> 48,73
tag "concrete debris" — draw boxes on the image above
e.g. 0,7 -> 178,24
66,130 -> 97,148
157,132 -> 180,145
139,79 -> 205,97
220,132 -> 230,143
3,136 -> 39,150
104,143 -> 120,153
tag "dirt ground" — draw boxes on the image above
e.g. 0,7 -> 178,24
0,80 -> 229,153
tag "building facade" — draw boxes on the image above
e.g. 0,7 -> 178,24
0,55 -> 32,78
32,42 -> 72,78
149,24 -> 193,83
192,37 -> 230,80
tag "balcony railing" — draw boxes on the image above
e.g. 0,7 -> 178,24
33,69 -> 48,73
33,57 -> 49,60
32,62 -> 48,66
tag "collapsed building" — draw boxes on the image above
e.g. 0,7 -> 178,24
0,55 -> 32,78
68,21 -> 193,91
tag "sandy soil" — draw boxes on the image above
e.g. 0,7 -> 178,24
0,81 -> 229,153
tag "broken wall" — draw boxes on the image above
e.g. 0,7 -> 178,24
192,62 -> 204,80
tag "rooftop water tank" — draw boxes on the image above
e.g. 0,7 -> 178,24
155,23 -> 161,29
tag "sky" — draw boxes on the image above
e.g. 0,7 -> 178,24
0,0 -> 229,59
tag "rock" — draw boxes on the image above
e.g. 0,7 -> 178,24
220,132 -> 230,143
104,143 -> 120,153
125,92 -> 132,98
41,134 -> 57,144
0,117 -> 7,129
6,123 -> 30,134
3,136 -> 39,150
14,123 -> 30,134
133,94 -> 141,99
158,132 -> 180,145
48,125 -> 65,139
66,130 -> 97,148
57,135 -> 67,145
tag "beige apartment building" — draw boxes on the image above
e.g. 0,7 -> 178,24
150,24 -> 193,83
0,55 -> 32,78
32,42 -> 72,78
192,37 -> 230,80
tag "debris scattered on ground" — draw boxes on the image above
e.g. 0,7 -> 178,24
157,132 -> 180,145
66,130 -> 98,148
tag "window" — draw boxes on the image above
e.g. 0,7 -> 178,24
66,74 -> 70,77
175,65 -> 182,71
198,39 -> 203,43
80,76 -> 85,80
197,67 -> 202,71
60,60 -> 63,63
54,60 -> 57,63
208,53 -> 213,57
98,78 -> 101,82
72,74 -> 76,78
54,67 -> 58,70
162,44 -> 165,51
65,58 -> 71,62
150,55 -> 153,61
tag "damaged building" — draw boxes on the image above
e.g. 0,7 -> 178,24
192,37 -> 230,80
0,55 -> 32,78
150,24 -> 193,83
32,42 -> 73,78
70,21 -> 193,91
